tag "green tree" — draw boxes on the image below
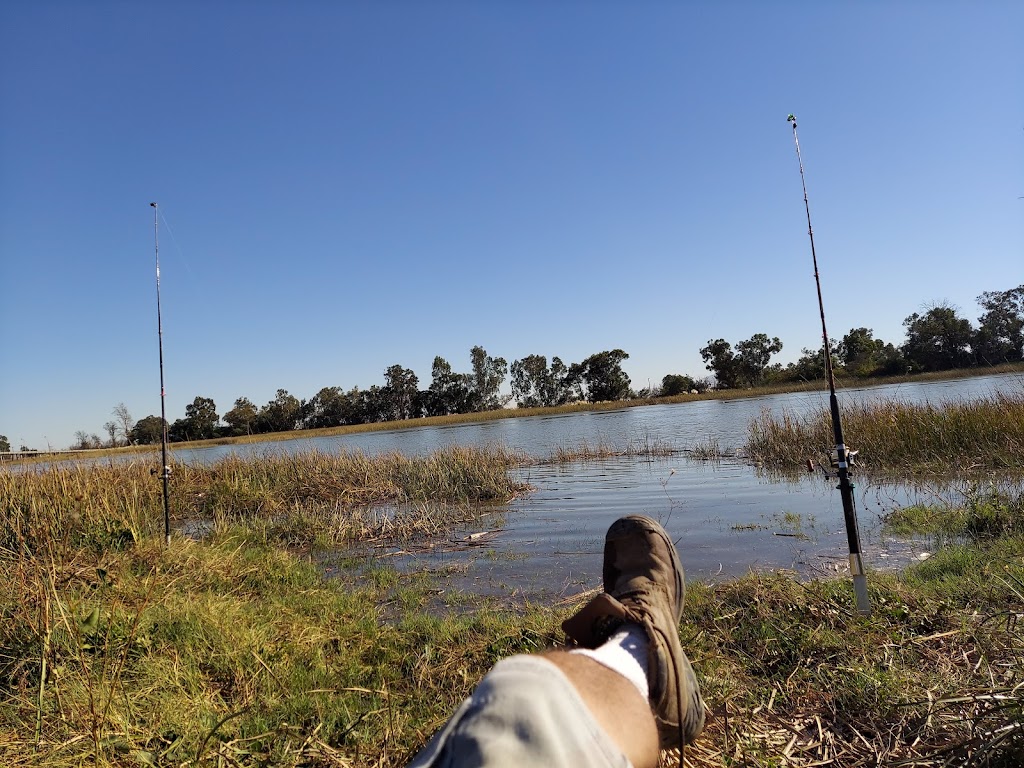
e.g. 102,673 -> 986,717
735,334 -> 783,386
902,304 -> 974,371
170,396 -> 219,441
0,434 -> 10,452
356,385 -> 391,423
702,335 -> 783,388
835,328 -> 904,377
660,374 -> 698,396
186,396 -> 219,439
301,387 -> 349,429
426,356 -> 472,416
223,397 -> 259,435
700,339 -> 740,389
973,285 -> 1024,365
837,328 -> 880,373
511,354 -> 576,407
783,347 -> 824,382
468,345 -> 510,411
130,415 -> 166,445
700,339 -> 741,391
341,386 -> 369,425
383,364 -> 420,420
569,349 -> 631,402
257,390 -> 301,433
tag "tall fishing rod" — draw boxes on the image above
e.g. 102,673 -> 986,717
787,115 -> 870,615
151,202 -> 172,547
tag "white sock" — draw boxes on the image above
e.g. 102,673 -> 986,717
570,623 -> 649,699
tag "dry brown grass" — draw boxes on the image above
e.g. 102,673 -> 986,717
745,390 -> 1024,475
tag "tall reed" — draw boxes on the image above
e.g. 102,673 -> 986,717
745,390 -> 1024,473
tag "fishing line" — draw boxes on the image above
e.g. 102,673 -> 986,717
156,208 -> 198,290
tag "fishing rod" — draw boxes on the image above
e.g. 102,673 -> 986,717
787,115 -> 870,615
151,202 -> 172,547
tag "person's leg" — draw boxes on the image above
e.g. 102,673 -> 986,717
562,515 -> 705,751
406,653 -> 643,768
406,515 -> 704,767
541,649 -> 660,768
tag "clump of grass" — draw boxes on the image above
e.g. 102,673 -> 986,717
688,437 -> 734,460
885,484 -> 1024,540
745,390 -> 1024,473
544,436 -> 676,463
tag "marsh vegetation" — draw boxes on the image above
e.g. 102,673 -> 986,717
745,389 -> 1024,474
2,395 -> 1022,766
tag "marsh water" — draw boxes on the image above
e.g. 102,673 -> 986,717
171,372 -> 1022,598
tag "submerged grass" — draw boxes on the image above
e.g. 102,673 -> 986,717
745,389 -> 1024,474
543,435 -> 676,463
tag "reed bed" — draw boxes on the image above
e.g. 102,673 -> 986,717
543,436 -> 676,463
0,445 -> 529,555
686,437 -> 736,461
745,390 -> 1024,474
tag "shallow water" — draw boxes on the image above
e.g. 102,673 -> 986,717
26,373 -> 1022,596
305,372 -> 1020,598
372,455 -> 951,600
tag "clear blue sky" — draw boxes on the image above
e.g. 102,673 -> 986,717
1,1 -> 1021,449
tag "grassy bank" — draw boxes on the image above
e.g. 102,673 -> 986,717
746,389 -> 1024,474
2,448 -> 1023,766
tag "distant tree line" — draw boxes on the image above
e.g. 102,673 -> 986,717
60,284 -> 1022,447
700,285 -> 1023,389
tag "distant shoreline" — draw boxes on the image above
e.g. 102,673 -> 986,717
8,361 -> 1023,464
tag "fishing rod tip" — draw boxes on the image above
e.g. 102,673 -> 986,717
787,114 -> 796,123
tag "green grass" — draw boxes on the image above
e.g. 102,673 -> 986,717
885,487 -> 1024,540
2,445 -> 1023,766
0,529 -> 560,767
5,521 -> 1020,767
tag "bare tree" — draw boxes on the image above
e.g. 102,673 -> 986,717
113,402 -> 135,445
103,421 -> 118,447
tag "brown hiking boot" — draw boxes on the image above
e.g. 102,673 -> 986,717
562,515 -> 705,750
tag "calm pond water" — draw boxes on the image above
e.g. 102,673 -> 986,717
170,372 -> 1022,597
